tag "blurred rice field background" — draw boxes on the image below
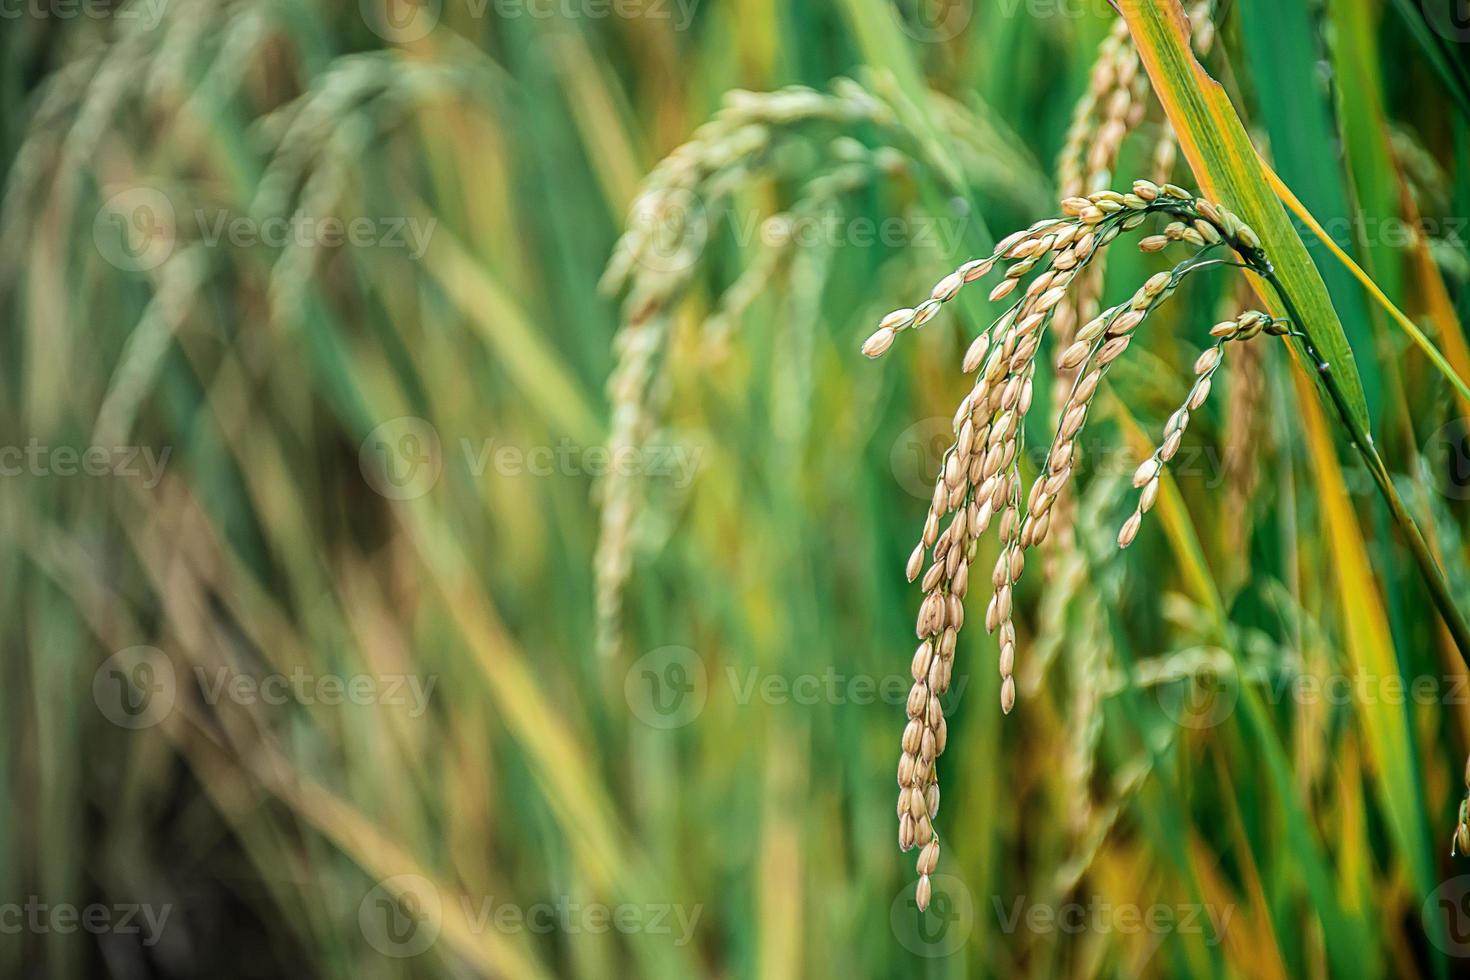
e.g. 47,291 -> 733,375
5,0 -> 1470,976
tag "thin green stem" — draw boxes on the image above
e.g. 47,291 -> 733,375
1262,269 -> 1470,671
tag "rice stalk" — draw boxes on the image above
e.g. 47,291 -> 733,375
595,77 -> 1037,661
1221,284 -> 1267,572
870,180 -> 1284,906
1045,2 -> 1215,573
1050,476 -> 1123,840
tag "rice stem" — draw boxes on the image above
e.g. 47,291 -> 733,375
1262,268 -> 1470,668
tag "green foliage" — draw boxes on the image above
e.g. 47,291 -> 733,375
3,1 -> 1470,977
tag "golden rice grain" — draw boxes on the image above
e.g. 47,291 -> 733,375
869,179 -> 1272,908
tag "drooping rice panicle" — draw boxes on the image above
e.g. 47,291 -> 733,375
1117,310 -> 1282,549
1048,2 -> 1215,573
598,77 -> 1036,661
869,179 -> 1278,907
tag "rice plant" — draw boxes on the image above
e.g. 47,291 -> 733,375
6,0 -> 1470,977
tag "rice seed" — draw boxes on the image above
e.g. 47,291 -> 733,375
915,874 -> 933,911
932,272 -> 964,302
882,307 -> 917,331
1117,511 -> 1142,548
961,258 -> 995,282
962,334 -> 990,373
863,326 -> 896,358
913,300 -> 942,328
1058,340 -> 1091,370
917,840 -> 940,876
906,542 -> 925,582
1096,335 -> 1131,365
1139,477 -> 1160,513
911,643 -> 933,684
